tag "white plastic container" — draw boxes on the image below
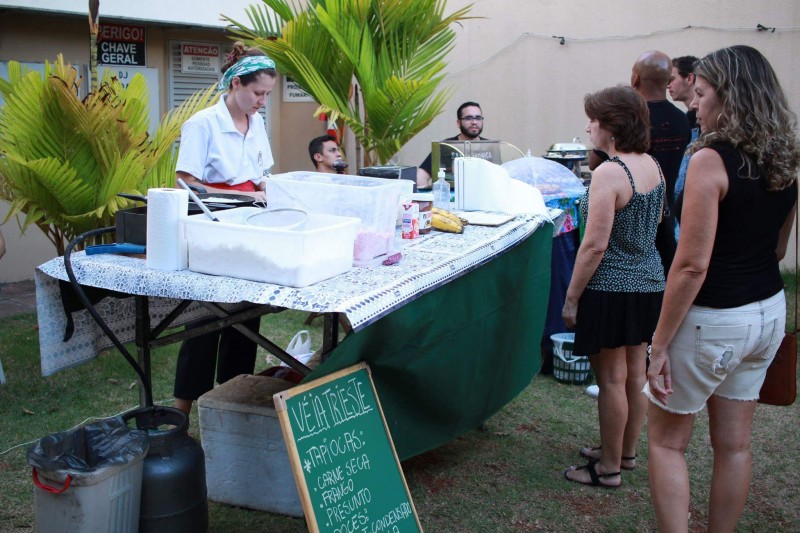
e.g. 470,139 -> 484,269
266,172 -> 405,261
33,453 -> 146,533
198,374 -> 302,517
183,207 -> 360,287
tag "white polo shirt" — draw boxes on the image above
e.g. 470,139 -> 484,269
176,95 -> 274,187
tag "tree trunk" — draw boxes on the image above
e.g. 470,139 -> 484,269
90,33 -> 98,92
88,0 -> 100,92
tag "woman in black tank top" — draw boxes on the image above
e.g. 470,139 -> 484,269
645,46 -> 800,532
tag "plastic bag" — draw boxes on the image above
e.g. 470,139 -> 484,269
281,330 -> 314,366
27,417 -> 149,473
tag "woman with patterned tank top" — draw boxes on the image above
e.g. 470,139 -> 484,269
562,86 -> 666,488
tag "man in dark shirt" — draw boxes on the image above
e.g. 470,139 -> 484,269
631,50 -> 691,276
416,101 -> 489,188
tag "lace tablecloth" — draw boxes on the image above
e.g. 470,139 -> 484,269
36,212 -> 554,376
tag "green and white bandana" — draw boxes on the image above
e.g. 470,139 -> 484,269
218,56 -> 276,91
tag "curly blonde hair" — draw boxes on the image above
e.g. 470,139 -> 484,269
692,45 -> 800,191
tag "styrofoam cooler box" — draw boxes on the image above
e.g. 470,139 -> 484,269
266,172 -> 405,261
198,374 -> 302,517
184,207 -> 360,287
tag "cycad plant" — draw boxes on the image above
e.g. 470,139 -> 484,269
224,0 -> 474,166
0,55 -> 218,254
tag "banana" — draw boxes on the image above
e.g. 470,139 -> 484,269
431,207 -> 466,233
432,207 -> 463,225
432,207 -> 469,230
432,211 -> 464,234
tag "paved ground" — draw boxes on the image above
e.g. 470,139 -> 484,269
0,279 -> 37,318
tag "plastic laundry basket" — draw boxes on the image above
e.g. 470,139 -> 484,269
550,332 -> 593,385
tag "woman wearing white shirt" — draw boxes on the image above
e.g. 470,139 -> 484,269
173,42 -> 277,416
176,43 -> 276,200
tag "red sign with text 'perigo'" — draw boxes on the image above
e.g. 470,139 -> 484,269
97,23 -> 146,66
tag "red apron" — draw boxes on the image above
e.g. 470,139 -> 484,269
206,181 -> 257,192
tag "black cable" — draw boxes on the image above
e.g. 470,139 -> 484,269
63,227 -> 153,406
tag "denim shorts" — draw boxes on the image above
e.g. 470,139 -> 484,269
644,290 -> 786,414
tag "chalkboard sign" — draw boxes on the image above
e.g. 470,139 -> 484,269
274,363 -> 422,533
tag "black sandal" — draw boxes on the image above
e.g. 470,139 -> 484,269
564,458 -> 621,489
579,446 -> 637,470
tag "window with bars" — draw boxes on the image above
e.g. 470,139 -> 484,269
167,40 -> 271,137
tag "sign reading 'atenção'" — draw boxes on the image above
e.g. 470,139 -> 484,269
274,363 -> 421,533
180,42 -> 221,75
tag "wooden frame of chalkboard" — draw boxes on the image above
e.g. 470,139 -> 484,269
274,362 -> 422,533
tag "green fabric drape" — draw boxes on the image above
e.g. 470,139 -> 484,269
306,227 -> 552,460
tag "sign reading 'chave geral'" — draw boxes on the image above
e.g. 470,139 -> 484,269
274,363 -> 422,533
97,23 -> 146,67
181,42 -> 221,75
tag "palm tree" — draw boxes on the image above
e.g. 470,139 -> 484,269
223,0 -> 475,166
0,55 -> 218,254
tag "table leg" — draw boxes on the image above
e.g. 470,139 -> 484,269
321,312 -> 340,361
199,302 -> 312,376
134,295 -> 153,407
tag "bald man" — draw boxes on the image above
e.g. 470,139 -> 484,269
631,50 -> 690,276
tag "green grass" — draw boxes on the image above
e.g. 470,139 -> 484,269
1,304 -> 799,532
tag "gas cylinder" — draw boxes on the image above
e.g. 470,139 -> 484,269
124,406 -> 208,532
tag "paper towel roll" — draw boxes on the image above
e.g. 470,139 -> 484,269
146,188 -> 189,271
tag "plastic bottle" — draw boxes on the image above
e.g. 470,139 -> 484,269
433,168 -> 450,209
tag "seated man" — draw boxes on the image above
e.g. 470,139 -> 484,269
416,101 -> 490,188
309,134 -> 347,173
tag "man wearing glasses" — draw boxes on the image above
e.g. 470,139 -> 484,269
416,101 -> 489,188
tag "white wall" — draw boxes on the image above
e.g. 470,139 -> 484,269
391,0 -> 800,271
396,0 -> 800,168
0,205 -> 57,283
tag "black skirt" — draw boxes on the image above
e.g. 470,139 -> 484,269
573,289 -> 663,356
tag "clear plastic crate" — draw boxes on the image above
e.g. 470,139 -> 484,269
266,172 -> 405,261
